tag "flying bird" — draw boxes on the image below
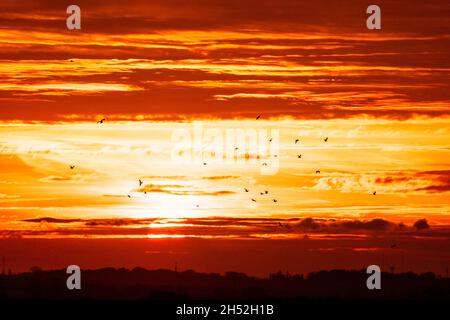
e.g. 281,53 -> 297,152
127,195 -> 131,198
97,118 -> 106,124
324,137 -> 328,142
269,138 -> 273,142
69,165 -> 75,170
297,154 -> 302,158
251,198 -> 256,202
373,191 -> 377,195
244,188 -> 249,192
256,115 -> 261,120
295,139 -> 299,144
203,162 -> 207,166
260,192 -> 264,195
139,179 -> 143,186
265,190 -> 268,194
273,199 -> 278,203
315,170 -> 321,174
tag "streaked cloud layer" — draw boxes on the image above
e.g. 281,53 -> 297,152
0,0 -> 449,120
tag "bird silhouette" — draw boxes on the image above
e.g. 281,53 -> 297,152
144,191 -> 147,194
262,162 -> 268,166
69,59 -> 74,62
139,179 -> 143,186
273,199 -> 277,203
269,138 -> 273,142
373,191 -> 377,195
251,198 -> 256,202
69,165 -> 75,170
265,190 -> 268,194
127,195 -> 131,198
203,162 -> 207,166
295,139 -> 299,144
256,115 -> 261,120
244,188 -> 249,192
324,137 -> 328,142
315,170 -> 320,174
260,192 -> 264,195
297,154 -> 302,158
278,222 -> 283,227
97,118 -> 106,124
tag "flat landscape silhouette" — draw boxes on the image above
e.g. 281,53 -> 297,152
1,268 -> 449,300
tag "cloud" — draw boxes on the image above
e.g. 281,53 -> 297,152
17,216 -> 440,239
311,170 -> 450,194
312,173 -> 372,193
0,83 -> 141,95
378,170 -> 450,194
295,218 -> 399,233
201,175 -> 240,181
39,175 -> 73,182
23,217 -> 81,224
22,217 -> 157,226
136,183 -> 236,196
1,0 -> 448,36
39,174 -> 93,183
141,175 -> 239,181
413,219 -> 430,230
0,193 -> 20,199
143,175 -> 188,179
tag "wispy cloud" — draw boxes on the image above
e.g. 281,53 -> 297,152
136,184 -> 236,196
0,1 -> 448,121
311,170 -> 450,194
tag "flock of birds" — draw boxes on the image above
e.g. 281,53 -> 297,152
68,116 -> 377,207
242,117 -> 334,205
244,187 -> 277,203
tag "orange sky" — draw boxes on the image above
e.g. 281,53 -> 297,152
0,0 -> 449,275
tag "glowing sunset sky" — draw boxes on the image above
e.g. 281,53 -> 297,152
0,0 -> 449,275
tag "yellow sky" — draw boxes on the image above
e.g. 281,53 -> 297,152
1,118 -> 449,238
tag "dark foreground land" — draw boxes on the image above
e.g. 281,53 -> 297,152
1,268 -> 449,300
